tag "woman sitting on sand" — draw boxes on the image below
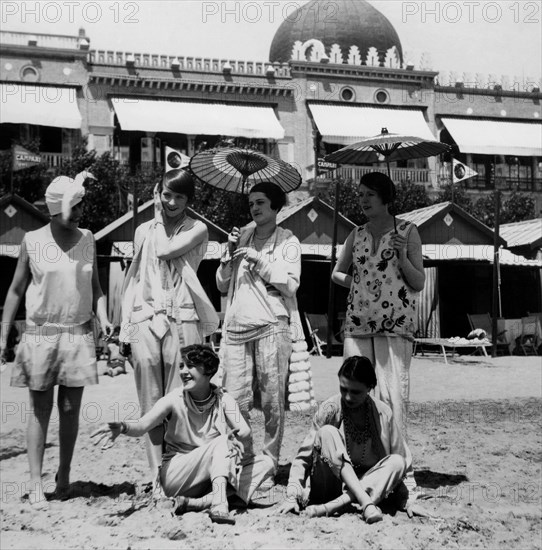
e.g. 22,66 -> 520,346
277,356 -> 412,523
91,345 -> 273,525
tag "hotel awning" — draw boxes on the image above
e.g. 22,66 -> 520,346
441,118 -> 542,156
111,98 -> 285,139
0,84 -> 82,129
307,103 -> 436,144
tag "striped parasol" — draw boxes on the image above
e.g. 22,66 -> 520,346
189,147 -> 302,194
324,127 -> 451,167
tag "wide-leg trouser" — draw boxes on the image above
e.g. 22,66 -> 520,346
221,319 -> 291,472
160,435 -> 274,503
308,425 -> 406,506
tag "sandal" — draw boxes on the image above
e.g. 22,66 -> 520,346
209,508 -> 236,525
172,496 -> 189,516
362,503 -> 383,524
305,503 -> 329,518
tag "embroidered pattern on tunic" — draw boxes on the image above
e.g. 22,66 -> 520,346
345,221 -> 418,339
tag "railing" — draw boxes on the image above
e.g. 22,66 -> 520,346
0,30 -> 81,50
466,177 -> 542,193
89,50 -> 291,77
331,166 -> 433,185
41,153 -> 70,168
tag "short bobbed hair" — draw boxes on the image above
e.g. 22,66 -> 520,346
180,344 -> 219,377
359,172 -> 396,205
160,169 -> 195,201
338,356 -> 377,390
249,182 -> 287,212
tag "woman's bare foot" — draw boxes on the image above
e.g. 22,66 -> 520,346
362,503 -> 383,524
305,503 -> 329,518
209,503 -> 235,525
28,484 -> 49,511
55,470 -> 70,497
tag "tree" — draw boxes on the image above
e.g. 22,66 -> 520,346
472,194 -> 496,227
394,181 -> 431,214
472,191 -> 535,228
501,192 -> 535,224
435,182 -> 473,213
55,145 -> 134,234
319,176 -> 431,224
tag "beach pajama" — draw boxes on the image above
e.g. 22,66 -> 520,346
308,425 -> 406,505
161,436 -> 274,503
221,318 -> 291,471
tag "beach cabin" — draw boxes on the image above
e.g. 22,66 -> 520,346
397,202 -> 542,341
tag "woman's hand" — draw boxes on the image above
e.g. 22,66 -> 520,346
90,422 -> 123,450
100,320 -> 114,341
0,345 -> 8,372
228,227 -> 240,255
153,185 -> 164,220
226,428 -> 244,461
233,246 -> 259,265
275,497 -> 300,515
389,232 -> 408,259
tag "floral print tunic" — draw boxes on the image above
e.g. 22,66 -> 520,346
344,221 -> 419,341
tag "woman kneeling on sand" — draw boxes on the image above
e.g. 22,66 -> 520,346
91,345 -> 273,525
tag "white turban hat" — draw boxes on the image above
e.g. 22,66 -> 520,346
45,171 -> 95,221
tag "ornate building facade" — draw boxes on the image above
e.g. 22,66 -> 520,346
1,0 -> 541,210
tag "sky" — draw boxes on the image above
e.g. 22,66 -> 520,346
1,0 -> 541,85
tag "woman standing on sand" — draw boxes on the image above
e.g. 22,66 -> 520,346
216,182 -> 303,478
0,172 -> 113,509
119,169 -> 218,484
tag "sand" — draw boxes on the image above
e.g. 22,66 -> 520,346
1,352 -> 541,549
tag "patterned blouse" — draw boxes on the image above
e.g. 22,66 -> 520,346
344,220 -> 419,341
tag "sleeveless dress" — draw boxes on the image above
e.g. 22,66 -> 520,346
344,220 -> 418,341
10,225 -> 98,390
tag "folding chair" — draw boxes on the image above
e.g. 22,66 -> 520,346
305,313 -> 325,356
305,313 -> 343,356
516,316 -> 540,356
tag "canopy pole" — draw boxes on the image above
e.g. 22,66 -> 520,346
491,156 -> 500,358
132,177 -> 138,244
385,160 -> 397,231
450,153 -> 455,204
326,179 -> 340,359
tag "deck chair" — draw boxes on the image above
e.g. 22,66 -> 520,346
207,312 -> 225,352
305,313 -> 325,355
305,313 -> 343,356
515,316 -> 540,356
467,313 -> 510,356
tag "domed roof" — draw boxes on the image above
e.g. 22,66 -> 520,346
269,0 -> 403,65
